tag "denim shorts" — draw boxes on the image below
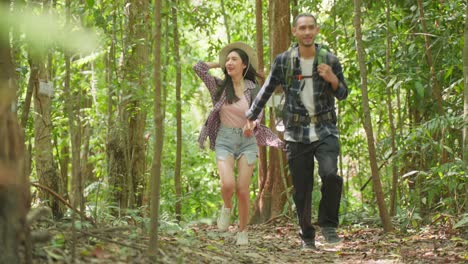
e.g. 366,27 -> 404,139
215,125 -> 258,165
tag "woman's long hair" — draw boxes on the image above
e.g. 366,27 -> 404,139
216,48 -> 257,104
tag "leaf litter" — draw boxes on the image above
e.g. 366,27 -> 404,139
29,216 -> 467,263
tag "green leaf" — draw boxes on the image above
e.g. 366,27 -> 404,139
87,0 -> 95,8
414,81 -> 425,99
453,215 -> 468,229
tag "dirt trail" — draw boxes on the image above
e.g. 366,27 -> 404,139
157,217 -> 466,264
31,217 -> 467,263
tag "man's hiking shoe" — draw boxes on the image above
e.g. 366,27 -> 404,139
301,238 -> 316,251
216,205 -> 231,231
320,227 -> 342,244
236,231 -> 248,245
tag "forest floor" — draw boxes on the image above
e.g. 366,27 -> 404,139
30,215 -> 467,264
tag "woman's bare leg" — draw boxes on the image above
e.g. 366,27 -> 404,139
236,155 -> 255,231
217,155 -> 236,208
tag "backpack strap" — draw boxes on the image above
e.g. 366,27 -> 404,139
285,44 -> 329,85
316,45 -> 329,65
285,46 -> 298,88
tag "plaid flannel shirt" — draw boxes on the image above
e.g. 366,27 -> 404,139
193,61 -> 284,150
246,44 -> 349,143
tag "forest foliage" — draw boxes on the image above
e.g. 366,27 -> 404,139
5,0 -> 467,237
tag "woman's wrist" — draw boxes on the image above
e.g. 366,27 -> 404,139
206,62 -> 220,68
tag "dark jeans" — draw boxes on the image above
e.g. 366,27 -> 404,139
286,135 -> 343,240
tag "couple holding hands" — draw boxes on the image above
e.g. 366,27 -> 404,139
193,13 -> 348,249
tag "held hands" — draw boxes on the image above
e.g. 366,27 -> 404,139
256,71 -> 265,81
317,64 -> 339,90
243,120 -> 257,137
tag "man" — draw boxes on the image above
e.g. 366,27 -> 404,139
245,13 -> 348,250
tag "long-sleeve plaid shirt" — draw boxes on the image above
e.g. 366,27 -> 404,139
193,61 -> 284,150
246,44 -> 349,144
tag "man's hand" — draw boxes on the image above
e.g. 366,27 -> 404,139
243,120 -> 257,137
317,63 -> 339,90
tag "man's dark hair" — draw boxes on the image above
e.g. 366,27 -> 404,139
293,13 -> 317,27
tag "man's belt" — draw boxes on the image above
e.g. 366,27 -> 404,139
288,112 -> 334,124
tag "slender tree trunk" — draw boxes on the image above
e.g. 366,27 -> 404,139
220,0 -> 231,43
385,0 -> 399,217
149,0 -> 163,255
106,0 -> 127,213
250,0 -> 267,225
172,0 -> 183,222
255,0 -> 267,190
290,0 -> 298,21
122,0 -> 150,208
21,64 -> 34,129
353,0 -> 393,232
269,0 -> 290,219
64,0 -> 82,215
463,3 -> 468,213
31,51 -> 64,219
65,0 -> 76,255
58,130 -> 70,189
331,0 -> 348,212
416,0 -> 448,168
0,1 -> 28,259
416,0 -> 443,116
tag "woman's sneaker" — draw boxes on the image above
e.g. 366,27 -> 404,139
217,205 -> 231,231
236,231 -> 248,245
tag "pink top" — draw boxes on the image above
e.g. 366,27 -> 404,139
220,96 -> 249,128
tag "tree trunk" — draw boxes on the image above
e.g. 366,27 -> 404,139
267,0 -> 290,220
31,52 -> 64,219
385,0 -> 399,217
290,0 -> 298,21
0,0 -> 28,259
463,3 -> 468,213
220,0 -> 231,43
255,0 -> 267,199
353,0 -> 393,232
106,0 -> 127,213
416,0 -> 443,116
251,0 -> 290,224
250,0 -> 267,224
172,0 -> 183,222
21,63 -> 34,129
122,0 -> 150,208
416,0 -> 448,168
149,0 -> 163,255
64,0 -> 82,214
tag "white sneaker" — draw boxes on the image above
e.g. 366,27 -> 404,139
236,231 -> 248,245
217,205 -> 231,231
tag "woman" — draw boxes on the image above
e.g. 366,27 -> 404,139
193,42 -> 283,246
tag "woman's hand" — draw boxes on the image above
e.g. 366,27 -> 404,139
243,120 -> 256,137
206,62 -> 220,69
256,71 -> 265,81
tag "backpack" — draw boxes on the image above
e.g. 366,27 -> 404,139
274,44 -> 330,132
284,44 -> 330,87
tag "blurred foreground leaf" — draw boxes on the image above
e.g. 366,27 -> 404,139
0,4 -> 99,54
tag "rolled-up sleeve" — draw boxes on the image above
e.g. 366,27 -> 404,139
330,57 -> 348,101
193,61 -> 220,103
